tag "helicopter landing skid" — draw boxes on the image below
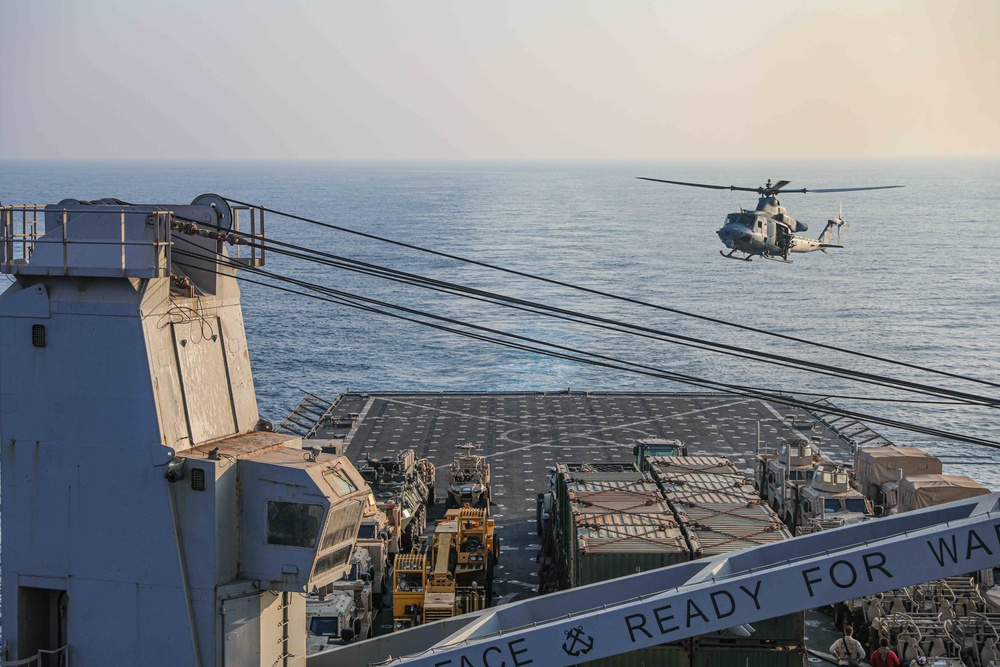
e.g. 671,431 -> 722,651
761,254 -> 793,264
720,250 -> 752,262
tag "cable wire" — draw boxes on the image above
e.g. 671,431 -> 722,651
172,215 -> 1000,409
169,242 -> 1000,450
221,196 -> 1000,391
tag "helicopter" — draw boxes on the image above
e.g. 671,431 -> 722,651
637,177 -> 903,262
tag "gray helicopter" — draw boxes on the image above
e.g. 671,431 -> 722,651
637,177 -> 903,262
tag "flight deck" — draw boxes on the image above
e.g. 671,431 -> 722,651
299,391 -> 878,611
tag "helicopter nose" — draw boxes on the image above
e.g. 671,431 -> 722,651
717,225 -> 749,241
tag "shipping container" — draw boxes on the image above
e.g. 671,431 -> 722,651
556,462 -> 646,483
692,644 -> 805,667
694,609 -> 804,645
648,456 -> 739,475
579,642 -> 691,667
658,472 -> 760,505
681,502 -> 790,555
572,515 -> 691,587
653,456 -> 803,648
546,455 -> 802,658
567,481 -> 671,516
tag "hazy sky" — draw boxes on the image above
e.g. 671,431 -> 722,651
2,0 -> 998,160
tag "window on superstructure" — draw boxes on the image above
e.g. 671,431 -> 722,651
313,543 -> 354,579
321,501 -> 361,550
266,501 -> 325,548
324,469 -> 359,496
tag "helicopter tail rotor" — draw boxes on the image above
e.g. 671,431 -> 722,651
817,208 -> 850,246
829,202 -> 851,244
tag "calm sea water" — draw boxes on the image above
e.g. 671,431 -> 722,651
2,158 -> 999,488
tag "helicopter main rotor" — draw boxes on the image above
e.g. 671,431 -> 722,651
636,177 -> 903,198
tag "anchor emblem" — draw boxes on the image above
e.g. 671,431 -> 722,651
562,626 -> 595,657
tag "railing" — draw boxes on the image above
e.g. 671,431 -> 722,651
0,645 -> 68,667
230,203 -> 266,267
0,204 -> 173,278
0,204 -> 42,266
1,201 -> 266,277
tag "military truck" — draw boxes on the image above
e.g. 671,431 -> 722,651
785,462 -> 872,534
359,449 -> 436,554
754,437 -> 825,517
854,446 -> 943,515
633,438 -> 686,471
306,547 -> 375,653
392,505 -> 498,630
898,474 -> 990,512
446,444 -> 491,509
355,495 -> 392,607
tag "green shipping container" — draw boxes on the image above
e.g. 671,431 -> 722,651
695,611 -> 805,645
573,519 -> 691,587
692,644 -> 805,667
579,643 -> 690,667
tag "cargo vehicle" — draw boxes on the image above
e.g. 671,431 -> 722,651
392,505 -> 498,630
306,547 -> 375,653
848,575 -> 999,666
423,506 -> 498,622
446,444 -> 491,509
898,474 -> 990,512
359,449 -> 436,554
854,446 -> 943,515
633,437 -> 686,471
786,462 -> 872,533
306,592 -> 361,653
355,496 -> 392,607
754,437 -> 825,515
392,551 -> 429,631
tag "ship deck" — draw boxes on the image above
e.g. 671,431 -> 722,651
307,391 -> 874,633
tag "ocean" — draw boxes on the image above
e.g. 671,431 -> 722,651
2,158 -> 999,489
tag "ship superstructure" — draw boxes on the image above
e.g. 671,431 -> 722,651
0,197 -> 369,666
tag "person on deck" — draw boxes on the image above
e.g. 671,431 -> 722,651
870,638 -> 900,667
830,626 -> 866,666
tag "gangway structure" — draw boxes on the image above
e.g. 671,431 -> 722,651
309,493 -> 1000,667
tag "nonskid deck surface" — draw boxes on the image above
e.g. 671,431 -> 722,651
309,392 -> 862,626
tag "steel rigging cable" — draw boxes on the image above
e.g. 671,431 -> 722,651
172,214 -> 1000,409
169,242 -> 1000,450
220,196 -> 1000,391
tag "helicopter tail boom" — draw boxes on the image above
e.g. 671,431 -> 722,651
818,216 -> 849,246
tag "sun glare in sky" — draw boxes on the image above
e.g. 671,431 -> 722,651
1,0 -> 998,160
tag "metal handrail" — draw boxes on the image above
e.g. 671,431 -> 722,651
0,205 -> 173,277
0,645 -> 69,667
